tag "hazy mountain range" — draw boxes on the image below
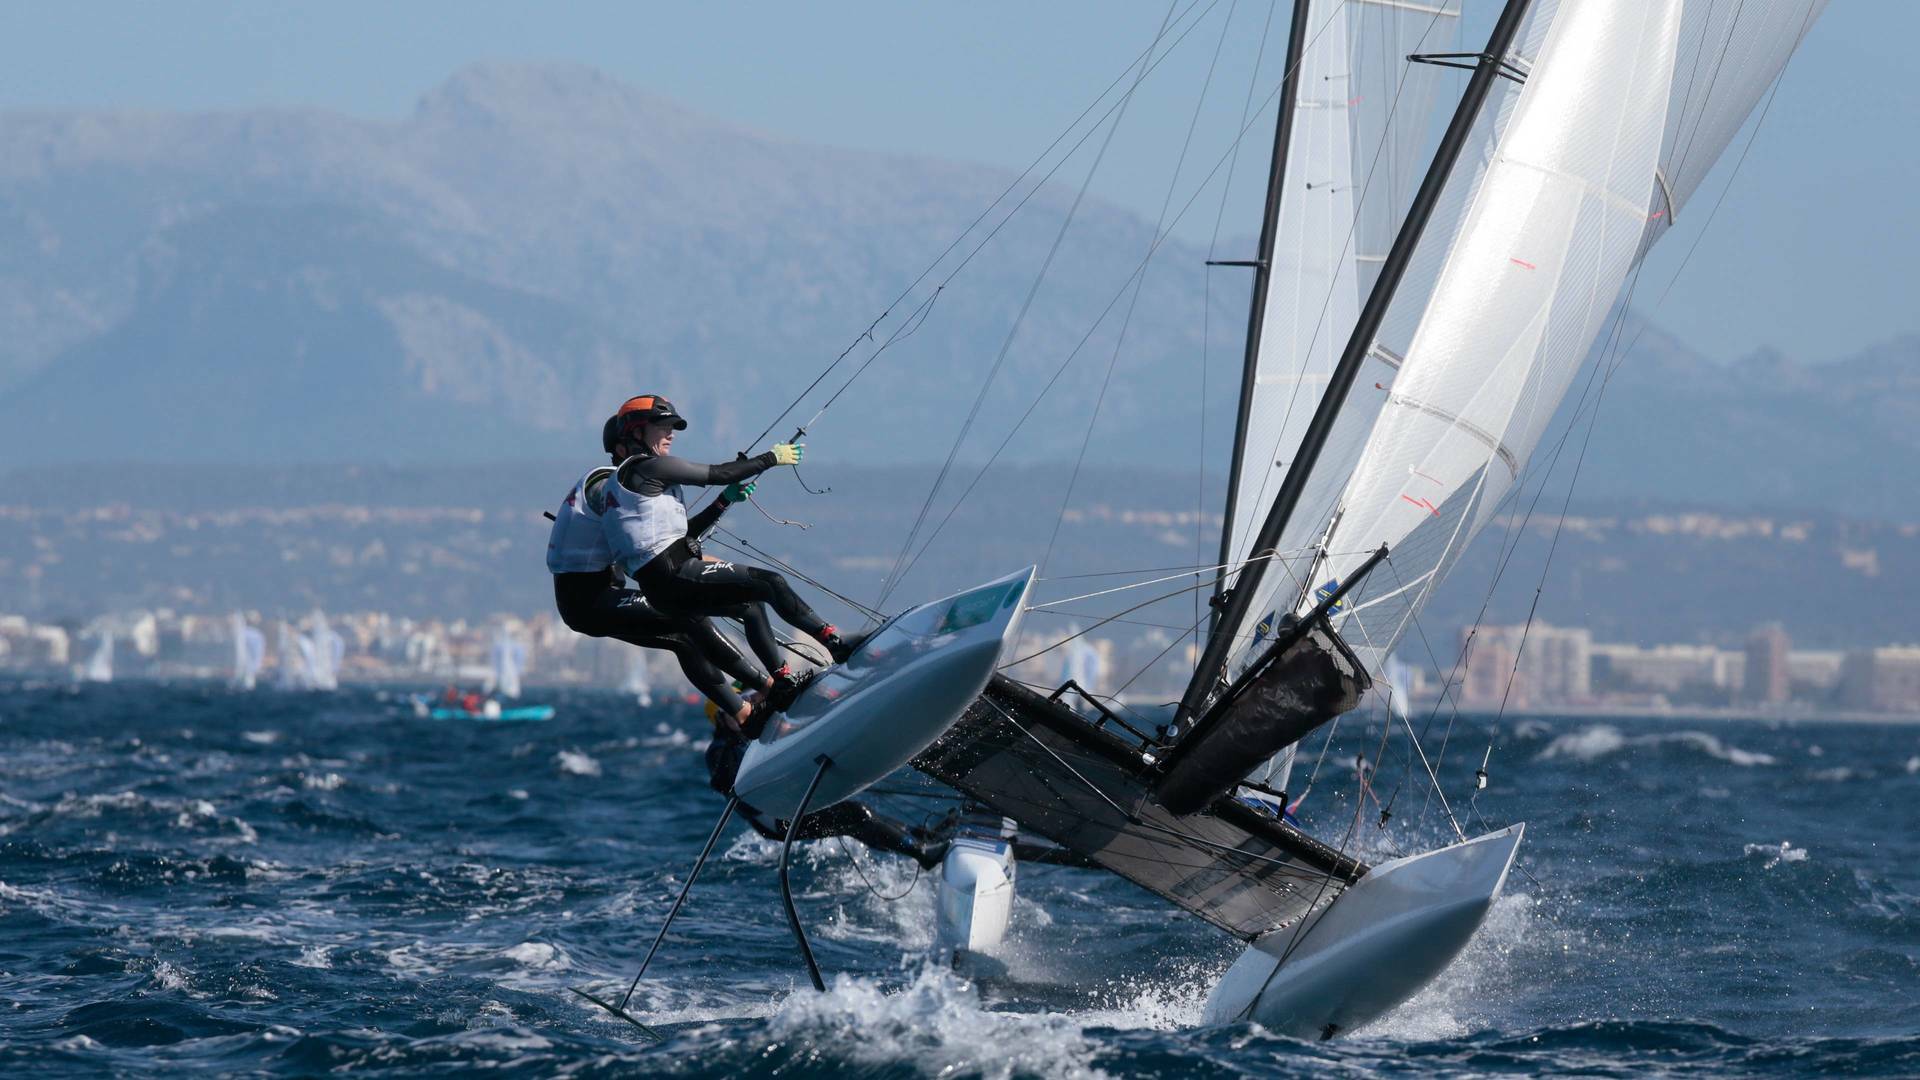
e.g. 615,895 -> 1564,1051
1,62 -> 1913,522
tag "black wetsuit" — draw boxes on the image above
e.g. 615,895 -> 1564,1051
552,570 -> 764,716
617,452 -> 834,673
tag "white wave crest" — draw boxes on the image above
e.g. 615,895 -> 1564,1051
1534,725 -> 1775,766
502,941 -> 571,971
767,965 -> 1100,1080
554,750 -> 602,777
1744,840 -> 1809,869
293,945 -> 333,969
1906,755 -> 1919,775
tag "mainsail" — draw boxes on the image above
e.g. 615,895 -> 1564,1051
1309,0 -> 1826,662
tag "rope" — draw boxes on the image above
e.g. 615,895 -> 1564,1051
833,837 -> 922,902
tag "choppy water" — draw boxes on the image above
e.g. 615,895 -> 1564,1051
2,682 -> 1916,1077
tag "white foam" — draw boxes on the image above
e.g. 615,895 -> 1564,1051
293,945 -> 333,969
242,730 -> 281,745
51,1035 -> 103,1052
502,941 -> 571,971
1906,755 -> 1919,775
1534,725 -> 1775,766
1744,840 -> 1808,869
150,960 -> 192,991
302,772 -> 346,791
766,965 -> 1101,1080
1364,890 -> 1568,1041
554,750 -> 602,778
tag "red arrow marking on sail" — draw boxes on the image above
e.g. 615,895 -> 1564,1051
1400,494 -> 1440,517
1510,257 -> 1536,270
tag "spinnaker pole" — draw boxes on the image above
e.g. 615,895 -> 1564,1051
1211,0 -> 1315,635
1178,0 -> 1537,726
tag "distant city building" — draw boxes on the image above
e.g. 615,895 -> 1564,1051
1839,646 -> 1920,713
1457,623 -> 1591,710
1742,622 -> 1791,705
1590,642 -> 1740,696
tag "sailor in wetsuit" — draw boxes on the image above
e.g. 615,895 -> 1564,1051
547,413 -> 775,730
600,394 -> 861,702
598,393 -> 937,868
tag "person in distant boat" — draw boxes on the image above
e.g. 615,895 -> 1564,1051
547,415 -> 776,733
600,394 -> 863,711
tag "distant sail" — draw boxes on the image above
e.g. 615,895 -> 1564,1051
276,623 -> 312,691
230,612 -> 264,691
489,628 -> 525,701
306,612 -> 344,692
81,628 -> 114,684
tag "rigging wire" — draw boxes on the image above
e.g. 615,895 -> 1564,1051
1036,0 -> 1245,580
875,0 -> 1184,613
739,0 -> 1223,453
882,6 -> 1365,598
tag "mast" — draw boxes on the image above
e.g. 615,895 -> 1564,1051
1178,0 -> 1536,726
1210,0 -> 1315,636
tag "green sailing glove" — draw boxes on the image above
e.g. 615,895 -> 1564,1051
721,480 -> 756,504
770,442 -> 804,466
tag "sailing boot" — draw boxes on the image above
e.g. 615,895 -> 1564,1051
766,665 -> 814,713
737,698 -> 771,741
816,624 -> 867,665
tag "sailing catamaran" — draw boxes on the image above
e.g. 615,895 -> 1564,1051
582,0 -> 1824,1039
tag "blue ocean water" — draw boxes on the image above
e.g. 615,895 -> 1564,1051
1,682 -> 1916,1077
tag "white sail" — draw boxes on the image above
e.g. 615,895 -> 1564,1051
230,612 -> 264,690
1059,636 -> 1106,698
276,622 -> 313,691
81,628 -> 114,683
1221,0 -> 1459,675
1308,0 -> 1825,662
306,612 -> 344,692
489,628 -> 525,700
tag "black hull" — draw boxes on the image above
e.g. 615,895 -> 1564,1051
913,675 -> 1365,941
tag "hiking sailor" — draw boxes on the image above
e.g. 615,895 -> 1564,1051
601,394 -> 862,709
547,412 -> 776,732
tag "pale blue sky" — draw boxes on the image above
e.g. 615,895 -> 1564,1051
1,1 -> 1907,362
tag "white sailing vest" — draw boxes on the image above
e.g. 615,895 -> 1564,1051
604,466 -> 688,574
545,467 -> 618,574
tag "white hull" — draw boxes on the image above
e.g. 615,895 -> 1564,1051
732,568 -> 1034,821
935,821 -> 1017,953
1203,823 -> 1524,1039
